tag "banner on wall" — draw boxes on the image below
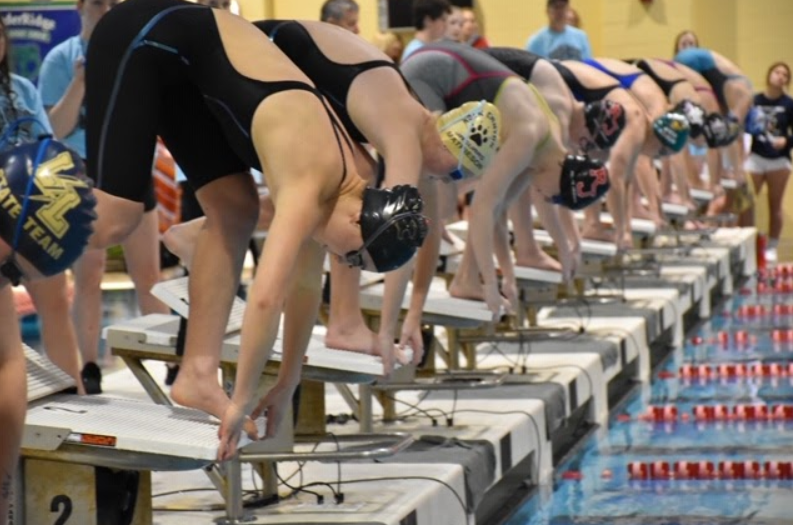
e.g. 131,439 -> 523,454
2,2 -> 80,83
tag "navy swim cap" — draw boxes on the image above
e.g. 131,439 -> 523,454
344,185 -> 428,273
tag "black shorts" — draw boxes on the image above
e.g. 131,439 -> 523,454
85,0 -> 255,203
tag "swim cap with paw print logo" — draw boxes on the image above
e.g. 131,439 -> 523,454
0,137 -> 97,283
437,100 -> 501,181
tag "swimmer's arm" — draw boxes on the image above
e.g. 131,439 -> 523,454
380,178 -> 439,359
279,240 -> 326,388
469,133 -> 537,295
404,179 -> 441,324
0,285 -> 26,521
534,195 -> 572,274
606,122 -> 643,238
492,210 -> 515,287
558,206 -> 582,252
230,187 -> 323,413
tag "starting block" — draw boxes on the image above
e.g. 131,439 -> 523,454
16,345 -> 221,525
106,277 -> 413,523
690,188 -> 715,203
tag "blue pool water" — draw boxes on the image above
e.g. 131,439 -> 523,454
506,282 -> 793,525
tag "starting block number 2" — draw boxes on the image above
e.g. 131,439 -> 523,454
50,495 -> 73,525
24,461 -> 95,525
19,459 -> 151,525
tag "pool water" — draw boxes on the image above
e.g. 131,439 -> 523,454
505,280 -> 793,525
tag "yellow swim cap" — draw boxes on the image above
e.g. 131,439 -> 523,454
437,100 -> 501,181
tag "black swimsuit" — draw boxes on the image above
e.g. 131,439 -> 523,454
484,47 -> 544,82
86,0 -> 348,202
550,61 -> 620,104
256,20 -> 404,144
634,59 -> 686,97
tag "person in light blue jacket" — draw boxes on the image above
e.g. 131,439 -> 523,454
525,0 -> 591,61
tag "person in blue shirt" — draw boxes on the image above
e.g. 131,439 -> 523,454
401,0 -> 451,62
38,0 -> 170,395
526,0 -> 592,61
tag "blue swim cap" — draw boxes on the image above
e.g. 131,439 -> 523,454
0,138 -> 97,281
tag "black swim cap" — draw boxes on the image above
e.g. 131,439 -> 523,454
583,100 -> 626,150
0,138 -> 97,283
344,185 -> 428,273
552,154 -> 611,210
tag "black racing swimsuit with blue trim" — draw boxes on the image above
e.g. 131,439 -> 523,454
85,0 -> 350,203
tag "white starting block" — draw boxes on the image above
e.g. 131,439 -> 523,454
439,252 -> 563,292
151,278 -> 245,334
148,277 -> 387,379
532,229 -> 617,260
690,188 -> 715,203
359,279 -> 493,329
359,279 -> 492,371
447,219 -> 619,261
107,277 -> 414,524
709,227 -> 757,277
660,201 -> 691,220
17,345 -> 222,525
721,178 -> 738,190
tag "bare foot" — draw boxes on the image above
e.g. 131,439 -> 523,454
665,191 -> 684,206
325,323 -> 378,355
582,225 -> 615,243
684,220 -> 708,230
172,368 -> 258,438
514,251 -> 563,272
171,368 -> 231,419
707,194 -> 727,216
632,204 -> 657,221
665,193 -> 698,212
448,274 -> 486,301
616,235 -> 634,251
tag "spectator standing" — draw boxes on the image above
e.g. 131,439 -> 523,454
445,5 -> 464,42
320,0 -> 360,34
525,0 -> 591,61
401,0 -> 451,62
461,7 -> 489,49
745,62 -> 793,263
673,30 -> 699,56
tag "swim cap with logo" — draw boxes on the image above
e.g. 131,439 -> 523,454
344,185 -> 428,273
653,112 -> 690,154
0,137 -> 97,283
583,99 -> 626,150
437,100 -> 501,181
552,155 -> 611,210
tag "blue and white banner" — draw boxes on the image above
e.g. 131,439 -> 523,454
2,2 -> 81,83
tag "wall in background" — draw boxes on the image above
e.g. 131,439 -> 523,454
3,0 -> 791,258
